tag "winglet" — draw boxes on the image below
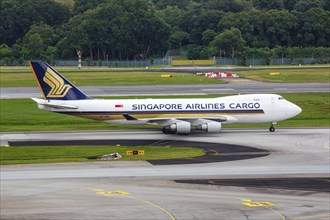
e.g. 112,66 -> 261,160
29,60 -> 91,100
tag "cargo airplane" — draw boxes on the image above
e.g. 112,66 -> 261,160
30,61 -> 302,135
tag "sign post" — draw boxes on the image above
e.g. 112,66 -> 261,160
77,50 -> 82,69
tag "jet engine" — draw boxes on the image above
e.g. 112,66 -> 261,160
162,121 -> 191,135
196,122 -> 222,133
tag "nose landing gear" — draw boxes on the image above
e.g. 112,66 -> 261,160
269,122 -> 276,132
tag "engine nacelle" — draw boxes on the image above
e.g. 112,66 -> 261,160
197,122 -> 222,133
163,121 -> 191,134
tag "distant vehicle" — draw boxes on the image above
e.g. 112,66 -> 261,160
30,61 -> 302,135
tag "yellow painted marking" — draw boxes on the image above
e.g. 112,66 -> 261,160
92,189 -> 175,220
264,206 -> 286,220
93,188 -> 103,192
241,199 -> 286,220
125,195 -> 175,220
241,201 -> 274,207
241,198 -> 274,207
93,189 -> 129,196
292,212 -> 330,220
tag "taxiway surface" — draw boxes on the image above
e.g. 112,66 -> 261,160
1,128 -> 329,219
1,82 -> 329,99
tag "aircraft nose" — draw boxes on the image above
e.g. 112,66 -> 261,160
290,103 -> 302,117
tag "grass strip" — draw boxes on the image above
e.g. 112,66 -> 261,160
1,66 -> 329,86
0,71 -> 223,87
238,68 -> 330,83
0,145 -> 204,165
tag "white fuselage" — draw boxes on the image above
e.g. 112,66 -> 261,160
34,94 -> 302,126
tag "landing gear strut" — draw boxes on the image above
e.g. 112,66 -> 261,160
269,122 -> 276,132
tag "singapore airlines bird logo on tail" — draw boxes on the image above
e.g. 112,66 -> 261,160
43,68 -> 72,98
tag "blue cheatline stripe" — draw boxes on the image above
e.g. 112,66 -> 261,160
56,109 -> 265,115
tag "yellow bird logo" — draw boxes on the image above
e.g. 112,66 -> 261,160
43,68 -> 72,98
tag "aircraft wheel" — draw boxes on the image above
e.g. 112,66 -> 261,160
269,126 -> 275,132
162,127 -> 169,134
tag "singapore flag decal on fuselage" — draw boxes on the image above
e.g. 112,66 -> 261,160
30,61 -> 302,135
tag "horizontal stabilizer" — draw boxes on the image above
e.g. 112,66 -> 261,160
38,103 -> 78,109
31,98 -> 78,109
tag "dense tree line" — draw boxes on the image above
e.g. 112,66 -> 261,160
0,0 -> 329,64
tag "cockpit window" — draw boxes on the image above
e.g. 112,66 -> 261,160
278,97 -> 284,100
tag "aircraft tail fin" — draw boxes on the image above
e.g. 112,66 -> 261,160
29,60 -> 91,100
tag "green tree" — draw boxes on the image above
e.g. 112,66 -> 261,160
152,0 -> 192,9
202,29 -> 217,45
219,9 -> 299,48
42,46 -> 57,64
264,10 -> 297,47
219,10 -> 268,47
73,0 -> 107,14
187,45 -> 213,59
156,6 -> 185,28
26,23 -> 55,46
0,0 -> 70,46
18,23 -> 56,60
252,0 -> 285,9
0,44 -> 12,59
295,8 -> 330,47
55,37 -> 74,59
283,0 -> 300,10
202,0 -> 251,12
211,28 -> 245,58
294,0 -> 325,12
178,8 -> 224,44
169,30 -> 190,48
21,33 -> 44,59
64,0 -> 170,60
0,44 -> 14,64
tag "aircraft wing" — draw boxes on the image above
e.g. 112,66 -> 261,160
122,113 -> 229,126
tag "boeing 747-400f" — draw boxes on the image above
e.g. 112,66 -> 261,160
30,61 -> 302,135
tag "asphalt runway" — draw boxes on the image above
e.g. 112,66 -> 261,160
1,128 -> 329,219
1,81 -> 329,99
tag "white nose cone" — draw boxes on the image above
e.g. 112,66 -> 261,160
289,103 -> 302,118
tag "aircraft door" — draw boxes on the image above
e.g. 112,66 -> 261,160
269,96 -> 278,123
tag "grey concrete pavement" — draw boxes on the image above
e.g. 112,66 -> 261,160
1,128 -> 329,220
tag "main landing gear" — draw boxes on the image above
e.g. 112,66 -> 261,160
269,122 -> 276,132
